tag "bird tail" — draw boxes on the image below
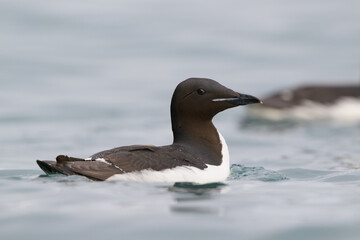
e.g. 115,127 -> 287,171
36,155 -> 86,175
37,155 -> 121,181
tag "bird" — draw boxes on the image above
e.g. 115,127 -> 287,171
37,78 -> 261,184
255,84 -> 360,109
247,84 -> 360,121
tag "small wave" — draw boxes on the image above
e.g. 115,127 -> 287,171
36,173 -> 90,183
280,168 -> 360,183
229,164 -> 288,182
0,169 -> 93,183
0,169 -> 42,180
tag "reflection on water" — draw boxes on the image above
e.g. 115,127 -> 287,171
168,182 -> 228,215
168,182 -> 227,198
170,205 -> 226,216
172,182 -> 227,190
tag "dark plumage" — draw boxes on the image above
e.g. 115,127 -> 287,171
37,78 -> 261,182
259,85 -> 360,109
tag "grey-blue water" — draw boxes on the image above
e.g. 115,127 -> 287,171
1,1 -> 360,239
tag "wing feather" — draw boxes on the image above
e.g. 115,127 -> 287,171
37,144 -> 208,181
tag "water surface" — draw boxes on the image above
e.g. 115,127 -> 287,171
1,1 -> 360,239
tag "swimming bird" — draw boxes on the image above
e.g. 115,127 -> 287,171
247,84 -> 360,121
256,85 -> 360,109
37,78 -> 261,184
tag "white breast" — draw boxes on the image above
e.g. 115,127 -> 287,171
106,131 -> 230,184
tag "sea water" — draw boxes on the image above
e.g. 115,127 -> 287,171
1,1 -> 360,240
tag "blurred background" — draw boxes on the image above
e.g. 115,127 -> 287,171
1,0 -> 359,168
1,1 -> 360,240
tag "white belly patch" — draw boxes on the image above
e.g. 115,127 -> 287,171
105,131 -> 230,184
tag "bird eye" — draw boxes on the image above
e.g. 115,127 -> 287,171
197,88 -> 206,95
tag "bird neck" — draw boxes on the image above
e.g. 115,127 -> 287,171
171,113 -> 223,165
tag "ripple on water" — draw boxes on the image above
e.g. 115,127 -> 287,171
280,168 -> 360,183
228,164 -> 288,182
0,169 -> 41,180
